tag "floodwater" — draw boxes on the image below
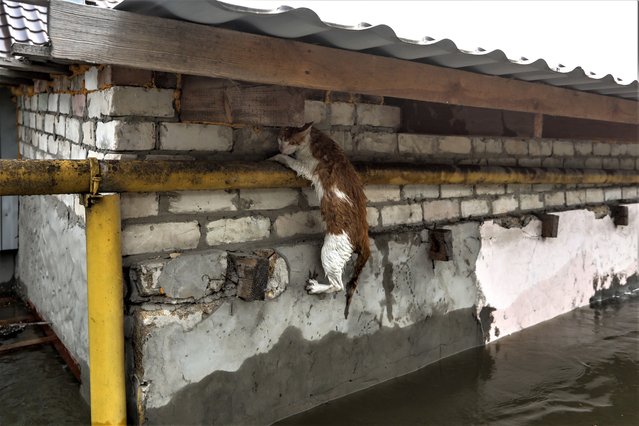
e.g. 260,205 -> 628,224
280,298 -> 639,426
0,296 -> 637,425
0,294 -> 90,425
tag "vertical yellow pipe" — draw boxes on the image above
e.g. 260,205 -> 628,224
85,194 -> 127,425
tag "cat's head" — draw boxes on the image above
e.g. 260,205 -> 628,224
278,122 -> 313,155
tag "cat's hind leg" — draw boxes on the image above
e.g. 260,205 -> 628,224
306,232 -> 353,294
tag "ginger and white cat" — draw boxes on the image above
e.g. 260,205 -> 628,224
272,122 -> 370,319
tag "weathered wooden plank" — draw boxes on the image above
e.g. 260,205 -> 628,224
48,1 -> 638,124
0,57 -> 67,75
542,115 -> 639,143
533,113 -> 544,138
0,335 -> 57,354
11,43 -> 51,60
180,76 -> 304,126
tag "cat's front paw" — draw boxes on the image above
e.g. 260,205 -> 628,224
268,154 -> 289,165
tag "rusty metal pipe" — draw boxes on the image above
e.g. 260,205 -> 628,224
0,159 -> 637,196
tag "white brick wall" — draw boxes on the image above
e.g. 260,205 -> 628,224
206,216 -> 271,245
439,136 -> 471,154
364,185 -> 401,203
329,102 -> 355,126
121,193 -> 159,219
398,134 -> 437,155
96,121 -> 155,151
504,139 -> 528,155
88,87 -> 174,118
553,140 -> 574,156
622,187 -> 638,200
380,204 -> 422,226
520,194 -> 544,210
66,118 -> 81,143
239,189 -> 299,210
356,104 -> 400,129
366,207 -> 379,227
159,123 -> 233,151
423,199 -> 459,222
492,195 -> 518,214
168,191 -> 237,213
440,185 -> 473,198
461,199 -> 490,217
304,100 -> 328,128
273,211 -> 324,238
402,184 -> 439,200
604,188 -> 622,201
585,188 -> 604,203
544,192 -> 566,207
475,185 -> 506,196
565,190 -> 586,206
122,221 -> 200,255
355,132 -> 397,154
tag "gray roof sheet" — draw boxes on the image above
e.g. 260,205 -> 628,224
0,0 -> 636,102
114,0 -> 638,101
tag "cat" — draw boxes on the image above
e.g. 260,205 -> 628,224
271,122 -> 370,319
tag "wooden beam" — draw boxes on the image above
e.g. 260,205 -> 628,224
11,43 -> 51,61
0,335 -> 57,354
0,315 -> 35,326
0,57 -> 68,75
0,68 -> 51,81
47,0 -> 638,125
542,115 -> 638,143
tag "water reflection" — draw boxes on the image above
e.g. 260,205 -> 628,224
278,299 -> 639,425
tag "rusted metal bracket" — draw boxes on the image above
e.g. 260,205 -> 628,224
82,157 -> 103,207
429,229 -> 453,261
540,214 -> 559,238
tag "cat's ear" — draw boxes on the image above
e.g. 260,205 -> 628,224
300,122 -> 313,135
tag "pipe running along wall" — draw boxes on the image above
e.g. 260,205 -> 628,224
1,159 -> 638,196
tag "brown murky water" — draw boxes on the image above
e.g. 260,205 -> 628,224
279,298 -> 639,426
1,296 -> 637,425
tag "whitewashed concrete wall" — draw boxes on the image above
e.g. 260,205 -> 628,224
476,204 -> 639,341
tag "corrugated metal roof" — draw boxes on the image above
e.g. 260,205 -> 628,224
0,0 -> 636,102
113,0 -> 638,101
0,0 -> 47,57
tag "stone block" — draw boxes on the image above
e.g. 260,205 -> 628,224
552,140 -> 574,156
563,158 -> 585,168
610,144 -> 627,156
541,157 -> 562,168
475,185 -> 506,196
354,132 -> 397,154
402,184 -> 439,200
44,114 -> 55,134
604,188 -> 622,201
84,67 -> 99,91
398,134 -> 438,155
122,221 -> 201,255
88,87 -> 174,118
364,185 -> 401,203
159,122 -> 233,151
232,127 -> 279,157
584,157 -> 602,169
528,139 -> 552,156
574,141 -> 592,156
439,136 -> 471,154
302,188 -> 319,207
519,194 -> 543,210
169,191 -> 237,213
70,143 -> 88,160
602,158 -> 619,169
592,142 -> 611,156
366,207 -> 379,227
620,158 -> 635,170
66,118 -> 82,144
58,93 -> 71,115
47,93 -> 58,112
621,187 -> 638,200
518,158 -> 542,167
239,188 -> 299,210
585,188 -> 604,204
70,94 -> 84,117
356,103 -> 401,128
273,211 -> 324,238
423,199 -> 459,222
329,102 -> 355,126
627,143 -> 639,157
440,184 -> 473,198
380,204 -> 422,226
57,138 -> 71,158
544,192 -> 565,207
565,190 -> 586,206
121,193 -> 159,219
492,195 -> 518,214
98,65 -> 154,88
55,115 -> 66,138
304,100 -> 328,128
461,199 -> 490,217
329,130 -> 353,152
130,250 -> 227,298
206,216 -> 271,245
503,139 -> 528,155
96,121 -> 155,151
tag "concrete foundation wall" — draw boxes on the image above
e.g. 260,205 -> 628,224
12,66 -> 639,424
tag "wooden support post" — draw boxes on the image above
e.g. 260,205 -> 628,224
429,229 -> 453,261
540,214 -> 559,238
533,113 -> 544,138
610,206 -> 629,226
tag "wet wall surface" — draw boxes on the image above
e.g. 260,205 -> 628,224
278,297 -> 639,426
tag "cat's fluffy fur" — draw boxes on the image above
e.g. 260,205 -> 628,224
272,122 -> 370,318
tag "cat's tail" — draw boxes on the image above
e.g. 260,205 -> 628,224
344,244 -> 371,319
